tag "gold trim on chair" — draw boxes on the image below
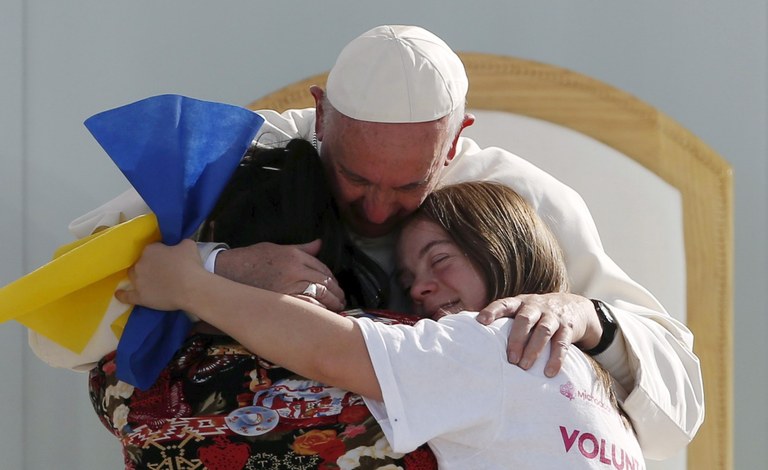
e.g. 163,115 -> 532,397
247,52 -> 734,470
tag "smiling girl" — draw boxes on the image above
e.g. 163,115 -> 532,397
118,181 -> 644,469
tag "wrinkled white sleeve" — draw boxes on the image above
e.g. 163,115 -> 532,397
250,107 -> 317,145
27,109 -> 317,371
442,137 -> 704,459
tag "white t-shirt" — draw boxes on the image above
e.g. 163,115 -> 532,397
357,313 -> 645,470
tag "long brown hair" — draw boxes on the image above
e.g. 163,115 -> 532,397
411,181 -> 569,303
408,181 -> 632,430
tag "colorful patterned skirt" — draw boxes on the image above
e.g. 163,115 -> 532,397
89,311 -> 436,470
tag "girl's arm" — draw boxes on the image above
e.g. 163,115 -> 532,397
116,240 -> 383,400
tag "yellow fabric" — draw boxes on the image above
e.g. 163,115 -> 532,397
0,213 -> 160,353
111,309 -> 132,339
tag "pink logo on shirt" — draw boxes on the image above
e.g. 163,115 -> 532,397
560,381 -> 575,401
559,380 -> 611,412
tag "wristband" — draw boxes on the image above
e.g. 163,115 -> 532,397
584,299 -> 617,356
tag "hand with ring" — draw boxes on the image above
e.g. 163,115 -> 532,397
302,283 -> 319,297
214,239 -> 345,311
295,277 -> 340,310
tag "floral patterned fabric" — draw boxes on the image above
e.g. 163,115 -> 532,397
89,310 -> 437,470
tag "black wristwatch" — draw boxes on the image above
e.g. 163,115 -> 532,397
584,299 -> 617,356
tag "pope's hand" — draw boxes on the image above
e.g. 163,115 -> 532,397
476,293 -> 599,377
214,240 -> 345,311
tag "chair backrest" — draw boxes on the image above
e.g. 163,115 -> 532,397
246,53 -> 733,470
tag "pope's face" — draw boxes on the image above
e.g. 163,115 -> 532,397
397,218 -> 488,320
319,114 -> 451,238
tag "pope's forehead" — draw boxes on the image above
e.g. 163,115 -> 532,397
333,117 -> 447,156
322,115 -> 449,184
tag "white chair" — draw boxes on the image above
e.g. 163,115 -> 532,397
248,52 -> 734,470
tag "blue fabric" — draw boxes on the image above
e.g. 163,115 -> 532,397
84,94 -> 264,390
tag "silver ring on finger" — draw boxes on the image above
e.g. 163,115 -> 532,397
302,283 -> 319,297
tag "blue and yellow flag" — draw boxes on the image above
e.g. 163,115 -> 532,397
0,94 -> 264,390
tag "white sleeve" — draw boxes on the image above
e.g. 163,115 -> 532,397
251,108 -> 316,146
443,138 -> 705,459
607,301 -> 704,459
355,314 -> 504,454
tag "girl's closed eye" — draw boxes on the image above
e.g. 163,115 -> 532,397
430,253 -> 450,267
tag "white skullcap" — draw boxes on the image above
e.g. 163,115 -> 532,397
326,25 -> 468,123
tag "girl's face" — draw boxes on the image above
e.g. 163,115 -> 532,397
397,218 -> 488,320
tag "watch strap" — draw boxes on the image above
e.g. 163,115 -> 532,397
584,299 -> 617,356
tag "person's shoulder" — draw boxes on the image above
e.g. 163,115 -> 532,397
438,312 -> 512,341
447,137 -> 588,214
341,308 -> 421,326
253,108 -> 316,145
446,137 -> 560,187
254,107 -> 316,121
435,311 -> 478,323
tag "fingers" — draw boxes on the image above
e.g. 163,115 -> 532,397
516,310 -> 560,370
295,239 -> 323,256
294,272 -> 345,309
296,279 -> 345,311
300,257 -> 339,291
505,302 -> 539,365
114,240 -> 203,311
115,266 -> 141,305
216,241 -> 342,301
114,287 -> 135,305
314,282 -> 344,311
484,293 -> 582,377
206,239 -> 349,309
544,329 -> 572,378
292,242 -> 331,282
476,297 -> 522,325
313,265 -> 344,299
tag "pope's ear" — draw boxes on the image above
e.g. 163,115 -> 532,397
446,113 -> 475,161
310,85 -> 326,141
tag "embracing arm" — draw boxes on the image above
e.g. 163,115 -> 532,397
117,240 -> 383,400
443,140 -> 705,458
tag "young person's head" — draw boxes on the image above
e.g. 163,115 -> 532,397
397,181 -> 568,319
198,138 -> 389,308
397,182 -> 632,431
311,25 -> 475,238
198,138 -> 342,262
